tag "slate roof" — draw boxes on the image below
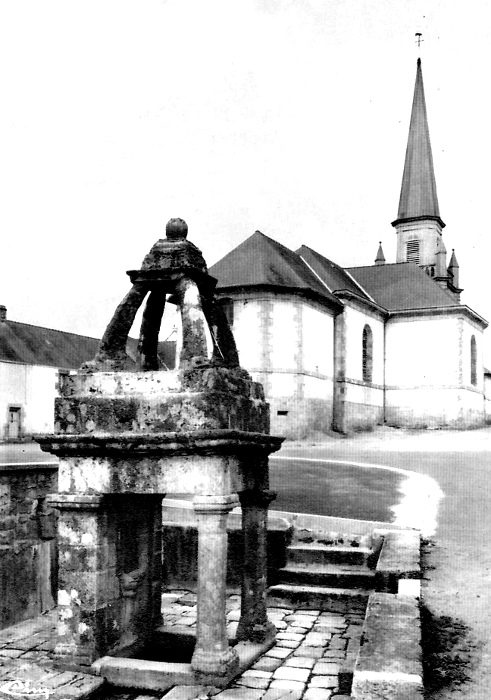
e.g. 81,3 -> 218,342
210,231 -> 342,309
347,262 -> 457,311
0,320 -> 101,368
394,59 -> 443,226
296,245 -> 372,301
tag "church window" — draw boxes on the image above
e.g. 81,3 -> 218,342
362,324 -> 373,383
406,239 -> 420,264
470,335 -> 477,386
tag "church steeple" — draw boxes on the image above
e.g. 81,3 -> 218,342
392,59 -> 446,272
394,58 -> 444,228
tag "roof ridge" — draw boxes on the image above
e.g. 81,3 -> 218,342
5,319 -> 100,342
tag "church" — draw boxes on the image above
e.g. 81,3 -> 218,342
209,59 -> 489,438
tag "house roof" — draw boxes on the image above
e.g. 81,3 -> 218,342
296,245 -> 372,301
210,231 -> 342,309
347,262 -> 458,311
393,58 -> 443,227
0,320 -> 101,369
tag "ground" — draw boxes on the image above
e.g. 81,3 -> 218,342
278,426 -> 491,699
3,427 -> 491,698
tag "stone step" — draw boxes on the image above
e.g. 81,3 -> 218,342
287,543 -> 373,567
292,528 -> 372,549
278,564 -> 376,590
268,583 -> 370,612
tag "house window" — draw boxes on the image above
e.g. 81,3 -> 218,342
362,324 -> 373,383
470,335 -> 477,386
406,239 -> 420,264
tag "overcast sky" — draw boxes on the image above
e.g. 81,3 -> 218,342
1,1 -> 491,361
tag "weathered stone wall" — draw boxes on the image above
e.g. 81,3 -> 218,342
0,464 -> 57,629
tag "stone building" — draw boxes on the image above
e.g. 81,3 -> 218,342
210,59 -> 488,437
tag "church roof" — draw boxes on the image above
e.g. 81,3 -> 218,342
347,262 -> 457,311
0,319 -> 101,368
393,58 -> 443,227
210,231 -> 342,309
296,245 -> 372,300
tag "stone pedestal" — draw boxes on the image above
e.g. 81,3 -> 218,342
191,495 -> 240,682
37,219 -> 284,688
236,489 -> 277,644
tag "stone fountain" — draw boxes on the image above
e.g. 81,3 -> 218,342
37,219 -> 283,690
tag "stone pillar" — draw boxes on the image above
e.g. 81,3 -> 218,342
191,494 -> 239,682
236,489 -> 277,644
49,494 -> 111,667
50,493 -> 164,667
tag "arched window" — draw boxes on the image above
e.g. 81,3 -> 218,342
470,335 -> 477,386
362,324 -> 373,383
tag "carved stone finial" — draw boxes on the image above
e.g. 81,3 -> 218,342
166,218 -> 188,240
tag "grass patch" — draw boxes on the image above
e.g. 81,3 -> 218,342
420,604 -> 476,697
420,539 -> 479,698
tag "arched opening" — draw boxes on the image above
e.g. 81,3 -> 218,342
362,324 -> 373,383
470,335 -> 477,386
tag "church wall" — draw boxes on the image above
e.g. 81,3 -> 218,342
484,374 -> 491,423
385,313 -> 485,428
334,302 -> 385,432
224,291 -> 336,438
0,362 -> 59,440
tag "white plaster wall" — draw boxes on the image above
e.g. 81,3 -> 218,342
461,319 -> 484,390
302,304 -> 334,378
485,374 -> 491,422
385,316 -> 460,387
0,362 -> 57,439
386,313 -> 485,427
230,298 -> 263,368
270,301 -> 297,370
343,304 -> 384,385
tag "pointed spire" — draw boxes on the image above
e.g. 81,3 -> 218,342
374,242 -> 386,265
392,59 -> 444,228
448,249 -> 460,289
448,248 -> 459,269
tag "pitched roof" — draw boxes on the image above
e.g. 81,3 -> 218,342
296,245 -> 372,300
0,320 -> 101,368
393,58 -> 443,227
347,262 -> 457,311
210,231 -> 341,308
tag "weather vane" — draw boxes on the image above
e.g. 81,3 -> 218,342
415,32 -> 423,50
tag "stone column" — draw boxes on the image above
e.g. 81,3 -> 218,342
236,489 -> 277,644
191,494 -> 239,682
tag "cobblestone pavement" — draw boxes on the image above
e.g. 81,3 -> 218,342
0,590 -> 364,700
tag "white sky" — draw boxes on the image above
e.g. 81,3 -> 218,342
1,1 -> 491,361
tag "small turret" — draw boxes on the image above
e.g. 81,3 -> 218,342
435,235 -> 447,279
448,249 -> 460,289
374,242 -> 386,266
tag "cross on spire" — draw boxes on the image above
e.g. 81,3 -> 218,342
415,32 -> 423,50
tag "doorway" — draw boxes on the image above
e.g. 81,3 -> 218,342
8,407 -> 21,440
